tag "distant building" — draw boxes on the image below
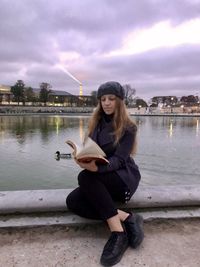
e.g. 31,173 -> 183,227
0,84 -> 13,103
0,85 -> 96,107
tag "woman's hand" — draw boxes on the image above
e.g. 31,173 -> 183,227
74,158 -> 98,172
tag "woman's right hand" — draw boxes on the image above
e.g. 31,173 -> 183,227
74,158 -> 98,172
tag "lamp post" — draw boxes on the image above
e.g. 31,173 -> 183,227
170,97 -> 174,113
181,104 -> 184,113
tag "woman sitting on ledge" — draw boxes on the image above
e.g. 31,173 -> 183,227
66,81 -> 144,266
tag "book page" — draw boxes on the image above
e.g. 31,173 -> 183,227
65,140 -> 81,157
76,137 -> 106,158
66,137 -> 108,164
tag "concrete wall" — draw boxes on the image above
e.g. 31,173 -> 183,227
1,185 -> 200,228
0,105 -> 94,114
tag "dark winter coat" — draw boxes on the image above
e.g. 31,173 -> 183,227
90,115 -> 141,196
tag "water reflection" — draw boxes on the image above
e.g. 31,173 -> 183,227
0,115 -> 199,190
55,116 -> 61,135
168,120 -> 173,138
133,116 -> 199,139
79,117 -> 84,141
137,116 -> 199,129
0,115 -> 89,144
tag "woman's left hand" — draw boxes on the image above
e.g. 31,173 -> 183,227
75,159 -> 98,172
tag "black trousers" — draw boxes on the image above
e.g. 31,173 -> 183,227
66,170 -> 131,221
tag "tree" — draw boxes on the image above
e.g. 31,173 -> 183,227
180,95 -> 199,105
91,90 -> 97,98
136,98 -> 148,108
39,83 -> 52,106
150,102 -> 158,107
91,90 -> 98,106
24,87 -> 35,103
123,84 -> 136,106
187,95 -> 198,103
11,80 -> 25,105
180,96 -> 187,103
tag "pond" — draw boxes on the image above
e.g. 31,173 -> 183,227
0,115 -> 199,191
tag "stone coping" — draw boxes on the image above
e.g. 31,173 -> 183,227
1,208 -> 200,228
1,185 -> 200,215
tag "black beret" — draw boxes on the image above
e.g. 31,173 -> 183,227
97,81 -> 125,100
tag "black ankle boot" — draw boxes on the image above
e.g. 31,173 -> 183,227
100,231 -> 128,266
124,213 -> 144,248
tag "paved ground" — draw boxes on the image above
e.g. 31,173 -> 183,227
0,219 -> 199,267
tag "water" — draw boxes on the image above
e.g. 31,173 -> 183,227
0,115 -> 199,191
135,116 -> 199,186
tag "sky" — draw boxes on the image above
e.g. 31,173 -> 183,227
1,0 -> 200,101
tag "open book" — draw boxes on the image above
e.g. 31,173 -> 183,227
66,137 -> 109,164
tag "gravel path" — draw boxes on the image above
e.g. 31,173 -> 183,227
0,219 -> 199,267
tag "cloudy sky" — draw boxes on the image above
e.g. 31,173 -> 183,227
1,0 -> 200,101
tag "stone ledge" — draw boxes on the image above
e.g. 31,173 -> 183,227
1,185 -> 200,215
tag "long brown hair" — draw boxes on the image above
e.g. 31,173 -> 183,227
86,97 -> 137,154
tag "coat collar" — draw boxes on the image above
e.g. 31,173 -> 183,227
90,117 -> 114,145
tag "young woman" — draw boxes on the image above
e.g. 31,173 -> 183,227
66,81 -> 144,266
